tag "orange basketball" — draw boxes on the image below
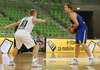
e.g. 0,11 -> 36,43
69,26 -> 77,34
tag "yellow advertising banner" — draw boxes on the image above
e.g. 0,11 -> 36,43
45,39 -> 100,66
0,37 -> 14,54
46,39 -> 100,53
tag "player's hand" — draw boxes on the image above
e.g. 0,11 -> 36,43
44,18 -> 48,23
2,27 -> 7,30
70,28 -> 74,34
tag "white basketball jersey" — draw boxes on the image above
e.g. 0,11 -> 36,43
17,16 -> 35,33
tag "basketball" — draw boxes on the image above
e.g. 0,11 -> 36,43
68,26 -> 77,34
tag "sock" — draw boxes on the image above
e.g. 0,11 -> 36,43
10,56 -> 14,62
74,58 -> 78,61
0,64 -> 4,70
89,56 -> 93,59
32,57 -> 37,63
89,56 -> 94,60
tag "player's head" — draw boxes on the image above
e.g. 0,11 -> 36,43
37,33 -> 40,37
64,3 -> 72,13
44,34 -> 48,38
29,9 -> 37,17
49,34 -> 52,38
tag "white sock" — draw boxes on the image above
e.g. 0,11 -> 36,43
74,58 -> 78,61
32,57 -> 37,63
10,56 -> 14,62
89,56 -> 93,59
89,56 -> 94,60
0,64 -> 4,70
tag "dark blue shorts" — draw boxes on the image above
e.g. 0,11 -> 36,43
76,27 -> 88,44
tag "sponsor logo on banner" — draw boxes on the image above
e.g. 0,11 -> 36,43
46,39 -> 100,53
47,40 -> 56,52
0,37 -> 14,54
97,41 -> 100,47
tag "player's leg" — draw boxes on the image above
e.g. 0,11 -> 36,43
69,44 -> 80,65
31,42 -> 42,67
9,47 -> 19,65
82,29 -> 91,57
12,47 -> 19,57
69,33 -> 80,65
82,44 -> 95,65
82,44 -> 91,57
31,45 -> 41,68
75,44 -> 80,58
32,45 -> 39,57
9,47 -> 20,66
81,29 -> 95,65
23,35 -> 42,68
9,39 -> 22,66
32,45 -> 39,64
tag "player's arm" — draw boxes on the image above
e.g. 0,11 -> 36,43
2,20 -> 21,30
33,17 -> 48,23
70,12 -> 79,31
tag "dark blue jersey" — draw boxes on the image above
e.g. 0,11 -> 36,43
69,12 -> 88,44
70,12 -> 87,30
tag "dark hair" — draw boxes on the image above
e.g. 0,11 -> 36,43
37,32 -> 40,35
65,3 -> 72,10
49,34 -> 52,36
29,9 -> 36,16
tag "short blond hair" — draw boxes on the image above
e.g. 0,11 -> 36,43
29,9 -> 36,16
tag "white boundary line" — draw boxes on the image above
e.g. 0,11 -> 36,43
44,58 -> 100,61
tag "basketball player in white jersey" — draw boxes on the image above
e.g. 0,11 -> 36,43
2,9 -> 48,68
